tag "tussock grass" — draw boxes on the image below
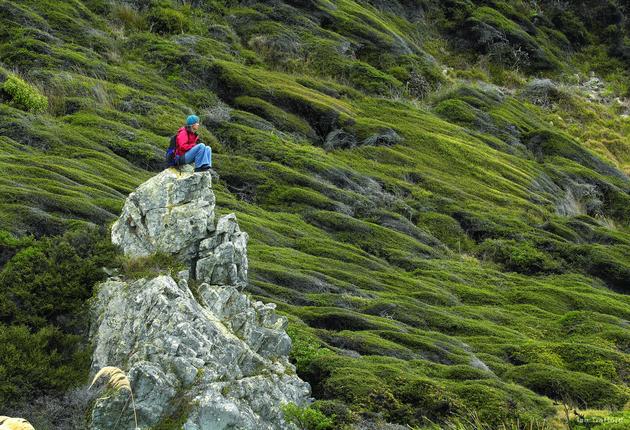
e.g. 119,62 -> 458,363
90,366 -> 138,429
0,417 -> 35,430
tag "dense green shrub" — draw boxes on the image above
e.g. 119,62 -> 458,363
0,230 -> 33,267
310,400 -> 354,428
233,96 -> 315,136
524,129 -> 622,178
416,212 -> 474,252
464,7 -> 557,71
2,74 -> 48,113
435,99 -> 478,124
286,324 -> 333,374
0,227 -> 118,406
0,324 -> 90,406
0,227 -> 118,330
346,62 -> 402,95
479,239 -> 560,274
545,7 -> 590,46
147,7 -> 188,35
506,342 -> 564,368
392,378 -> 462,424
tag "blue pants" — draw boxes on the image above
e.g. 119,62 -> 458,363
183,144 -> 212,168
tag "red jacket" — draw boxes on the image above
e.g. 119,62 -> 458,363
175,126 -> 199,157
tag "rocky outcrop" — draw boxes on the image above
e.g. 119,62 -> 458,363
90,169 -> 310,429
111,168 -> 216,261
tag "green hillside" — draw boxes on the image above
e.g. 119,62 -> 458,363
1,0 -> 630,428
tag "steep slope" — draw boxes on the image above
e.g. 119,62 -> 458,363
1,0 -> 630,428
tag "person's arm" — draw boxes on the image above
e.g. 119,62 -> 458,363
176,128 -> 196,153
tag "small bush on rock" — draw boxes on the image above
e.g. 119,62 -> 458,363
120,252 -> 185,280
520,79 -> 569,108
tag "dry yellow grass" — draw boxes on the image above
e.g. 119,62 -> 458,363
90,366 -> 138,429
0,417 -> 35,430
90,366 -> 132,392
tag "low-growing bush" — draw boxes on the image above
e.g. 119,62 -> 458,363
286,324 -> 333,374
346,62 -> 403,95
233,96 -> 315,137
416,212 -> 474,252
479,239 -> 560,274
282,402 -> 334,430
2,74 -> 48,113
435,99 -> 478,124
147,7 -> 188,35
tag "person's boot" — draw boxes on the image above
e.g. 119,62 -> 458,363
194,165 -> 211,172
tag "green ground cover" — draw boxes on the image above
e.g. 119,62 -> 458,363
1,0 -> 630,428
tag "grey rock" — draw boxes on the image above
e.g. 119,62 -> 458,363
323,129 -> 357,150
363,128 -> 403,146
197,214 -> 249,288
556,180 -> 603,217
92,171 -> 310,429
178,269 -> 191,283
89,276 -> 309,429
111,169 -> 216,260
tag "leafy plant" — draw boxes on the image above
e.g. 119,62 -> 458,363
2,74 -> 48,113
286,325 -> 333,374
281,403 -> 334,430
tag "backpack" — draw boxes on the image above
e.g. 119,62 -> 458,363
165,134 -> 182,167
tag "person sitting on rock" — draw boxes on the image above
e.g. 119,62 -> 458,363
176,114 -> 212,172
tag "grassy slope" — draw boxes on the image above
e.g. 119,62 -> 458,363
1,0 -> 630,427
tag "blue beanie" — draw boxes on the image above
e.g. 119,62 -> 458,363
186,114 -> 200,126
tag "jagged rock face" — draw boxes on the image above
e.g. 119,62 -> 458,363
91,169 -> 310,429
197,213 -> 248,289
111,169 -> 216,260
90,276 -> 309,429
